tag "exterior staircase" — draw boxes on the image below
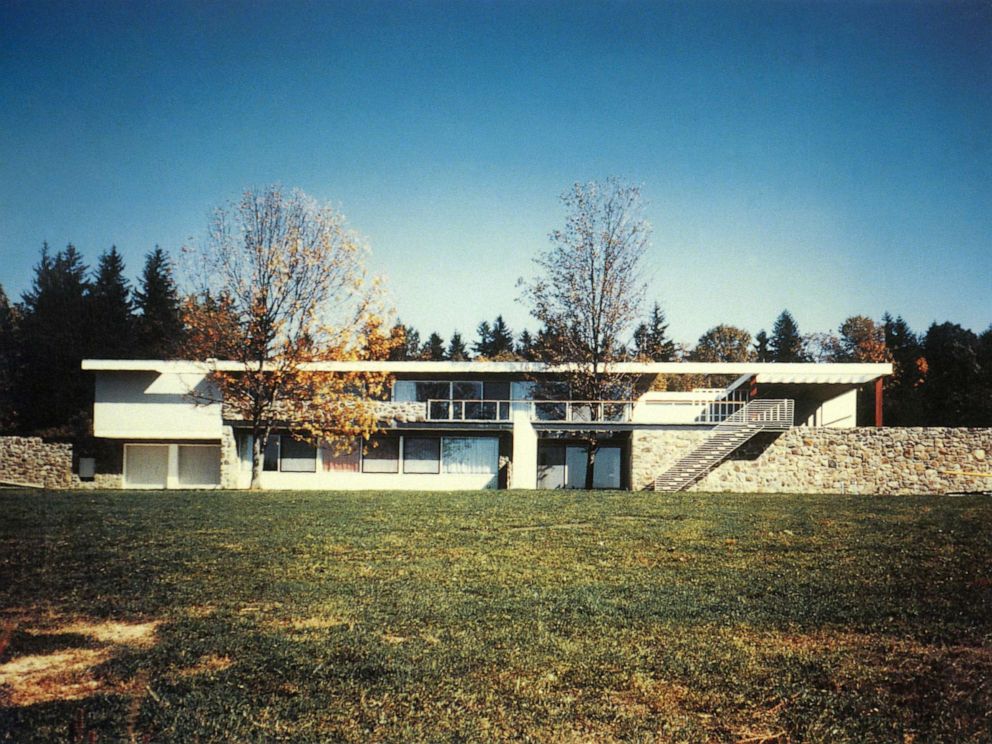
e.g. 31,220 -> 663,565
653,399 -> 794,492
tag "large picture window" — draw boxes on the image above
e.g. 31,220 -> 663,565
362,436 -> 399,473
442,437 -> 498,474
403,437 -> 441,474
281,437 -> 317,473
320,439 -> 360,472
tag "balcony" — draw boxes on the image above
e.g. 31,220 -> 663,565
426,399 -> 634,423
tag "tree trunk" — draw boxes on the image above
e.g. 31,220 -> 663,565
584,440 -> 598,490
250,432 -> 264,490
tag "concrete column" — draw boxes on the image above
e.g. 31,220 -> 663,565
511,409 -> 537,489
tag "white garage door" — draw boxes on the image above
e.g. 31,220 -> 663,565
178,445 -> 221,487
124,445 -> 169,488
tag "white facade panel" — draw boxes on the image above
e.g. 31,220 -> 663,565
93,371 -> 222,440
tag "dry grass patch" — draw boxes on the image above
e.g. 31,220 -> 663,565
0,617 -> 159,707
172,653 -> 233,679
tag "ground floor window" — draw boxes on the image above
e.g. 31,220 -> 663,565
241,431 -> 500,480
538,444 -> 623,489
403,437 -> 441,474
362,435 -> 400,473
442,437 -> 498,474
280,438 -> 317,472
320,440 -> 360,472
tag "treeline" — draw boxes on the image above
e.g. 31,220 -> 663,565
1,245 -> 990,442
0,244 -> 183,440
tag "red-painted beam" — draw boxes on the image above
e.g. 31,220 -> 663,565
749,375 -> 758,400
874,378 -> 884,427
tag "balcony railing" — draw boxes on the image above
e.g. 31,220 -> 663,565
425,399 -> 635,423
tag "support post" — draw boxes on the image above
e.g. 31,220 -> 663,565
874,378 -> 884,427
749,375 -> 758,400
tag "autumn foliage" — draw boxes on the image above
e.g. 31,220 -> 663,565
182,186 -> 400,488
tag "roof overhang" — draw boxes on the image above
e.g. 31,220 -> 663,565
82,359 -> 892,383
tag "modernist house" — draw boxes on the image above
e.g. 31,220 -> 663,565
82,359 -> 891,491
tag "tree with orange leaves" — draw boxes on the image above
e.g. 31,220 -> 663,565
183,186 -> 399,489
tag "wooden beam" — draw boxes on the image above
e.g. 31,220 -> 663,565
749,375 -> 758,400
874,378 -> 884,427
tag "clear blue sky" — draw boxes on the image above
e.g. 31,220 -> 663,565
2,0 -> 989,346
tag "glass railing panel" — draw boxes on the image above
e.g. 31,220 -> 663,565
601,403 -> 627,422
534,402 -> 566,421
429,400 -> 452,420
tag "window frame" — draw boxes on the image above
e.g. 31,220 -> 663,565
402,436 -> 441,474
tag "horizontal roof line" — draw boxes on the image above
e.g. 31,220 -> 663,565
82,359 -> 892,377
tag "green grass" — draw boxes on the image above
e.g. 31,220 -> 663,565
1,490 -> 990,742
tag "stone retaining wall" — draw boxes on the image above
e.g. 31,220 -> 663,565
633,427 -> 992,495
0,436 -> 74,489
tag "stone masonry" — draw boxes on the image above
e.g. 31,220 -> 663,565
632,427 -> 992,495
0,436 -> 74,489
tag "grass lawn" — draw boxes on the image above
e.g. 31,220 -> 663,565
1,490 -> 990,742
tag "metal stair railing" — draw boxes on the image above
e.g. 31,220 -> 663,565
653,399 -> 794,492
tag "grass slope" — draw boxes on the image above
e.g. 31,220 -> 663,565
1,490 -> 990,742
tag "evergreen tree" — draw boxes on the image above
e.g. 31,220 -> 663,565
632,302 -> 675,361
134,246 -> 183,358
0,284 -> 19,431
920,322 -> 983,426
422,332 -> 446,361
754,330 -> 771,361
769,310 -> 806,362
516,329 -> 535,361
882,313 -> 925,425
473,321 -> 493,357
447,331 -> 469,361
17,243 -> 92,436
488,315 -> 515,358
88,246 -> 134,358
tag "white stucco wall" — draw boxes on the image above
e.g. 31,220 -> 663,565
93,371 -> 222,439
802,389 -> 857,428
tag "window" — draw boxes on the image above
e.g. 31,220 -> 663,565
320,439 -> 360,472
362,436 -> 399,473
442,437 -> 498,474
453,381 -> 482,400
403,437 -> 440,474
281,437 -> 316,473
263,436 -> 280,471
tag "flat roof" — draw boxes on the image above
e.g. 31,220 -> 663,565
82,359 -> 892,384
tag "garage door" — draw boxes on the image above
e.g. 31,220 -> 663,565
178,445 -> 221,487
124,445 -> 169,488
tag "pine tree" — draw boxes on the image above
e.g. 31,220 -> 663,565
473,321 -> 493,358
0,284 -> 19,431
88,246 -> 134,358
134,246 -> 183,358
447,332 -> 469,361
17,243 -> 92,436
769,310 -> 806,362
517,329 -> 535,361
489,315 -> 515,358
422,332 -> 446,361
921,322 -> 982,426
881,313 -> 925,425
632,303 -> 675,361
754,330 -> 771,361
